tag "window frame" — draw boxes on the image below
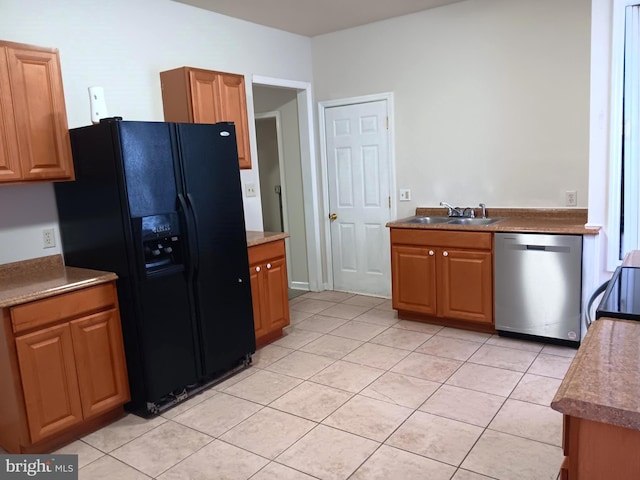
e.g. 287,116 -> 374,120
608,0 -> 640,270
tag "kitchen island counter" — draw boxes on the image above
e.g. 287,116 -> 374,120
0,255 -> 117,308
551,318 -> 640,429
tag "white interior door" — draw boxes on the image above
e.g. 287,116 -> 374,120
325,100 -> 391,296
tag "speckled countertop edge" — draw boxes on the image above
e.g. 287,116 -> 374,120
246,231 -> 289,247
551,318 -> 640,430
0,255 -> 117,308
387,207 -> 599,235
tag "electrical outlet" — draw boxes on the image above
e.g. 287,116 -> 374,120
399,188 -> 411,202
566,190 -> 577,207
42,228 -> 56,249
245,183 -> 257,197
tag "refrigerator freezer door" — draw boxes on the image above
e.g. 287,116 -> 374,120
175,122 -> 255,377
119,122 -> 177,218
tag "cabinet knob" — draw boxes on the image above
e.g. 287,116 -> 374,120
266,263 -> 272,269
255,266 -> 261,272
443,251 -> 449,257
429,250 -> 434,256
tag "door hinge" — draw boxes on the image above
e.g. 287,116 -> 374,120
386,116 -> 389,130
388,196 -> 391,208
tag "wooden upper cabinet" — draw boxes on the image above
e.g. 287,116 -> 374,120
0,40 -> 74,184
0,49 -> 20,181
160,66 -> 252,169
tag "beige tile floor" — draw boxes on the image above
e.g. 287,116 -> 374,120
8,291 -> 577,479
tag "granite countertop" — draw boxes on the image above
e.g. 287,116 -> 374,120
246,231 -> 289,247
0,255 -> 117,308
551,318 -> 640,430
387,207 -> 599,235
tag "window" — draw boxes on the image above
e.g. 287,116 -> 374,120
608,1 -> 640,269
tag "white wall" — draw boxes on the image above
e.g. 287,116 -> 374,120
0,0 -> 312,264
312,0 -> 591,219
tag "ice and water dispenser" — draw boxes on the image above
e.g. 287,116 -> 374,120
140,213 -> 184,276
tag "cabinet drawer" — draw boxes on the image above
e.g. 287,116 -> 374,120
391,228 -> 492,250
249,239 -> 285,265
11,283 -> 117,334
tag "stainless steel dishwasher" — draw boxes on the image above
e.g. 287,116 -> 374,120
494,233 -> 582,345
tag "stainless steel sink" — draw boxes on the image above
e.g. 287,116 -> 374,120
404,216 -> 451,224
447,217 -> 503,226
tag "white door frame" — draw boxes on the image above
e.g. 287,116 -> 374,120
319,93 -> 397,291
251,75 -> 322,291
254,111 -> 294,288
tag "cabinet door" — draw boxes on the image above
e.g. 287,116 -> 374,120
0,47 -> 21,181
70,309 -> 130,419
391,245 -> 437,315
438,248 -> 493,324
263,256 -> 290,330
5,45 -> 73,181
250,262 -> 267,340
216,73 -> 251,169
15,323 -> 82,443
188,69 -> 221,124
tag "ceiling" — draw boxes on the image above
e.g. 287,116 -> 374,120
174,0 -> 466,37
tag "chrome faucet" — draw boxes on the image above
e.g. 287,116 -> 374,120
440,201 -> 465,217
479,203 -> 487,218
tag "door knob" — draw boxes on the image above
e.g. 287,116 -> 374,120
329,213 -> 338,220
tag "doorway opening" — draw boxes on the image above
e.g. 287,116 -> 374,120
252,78 -> 320,293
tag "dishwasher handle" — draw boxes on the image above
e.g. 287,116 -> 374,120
507,243 -> 571,254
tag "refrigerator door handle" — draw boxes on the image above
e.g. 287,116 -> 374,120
178,193 -> 199,274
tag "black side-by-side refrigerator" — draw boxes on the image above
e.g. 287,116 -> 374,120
54,119 -> 255,415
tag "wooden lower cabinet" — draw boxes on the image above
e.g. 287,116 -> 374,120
15,323 -> 83,443
391,244 -> 437,315
0,281 -> 129,453
391,228 -> 493,329
248,239 -> 290,348
561,414 -> 640,480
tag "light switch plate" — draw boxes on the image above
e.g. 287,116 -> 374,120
399,189 -> 411,202
246,183 -> 257,197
